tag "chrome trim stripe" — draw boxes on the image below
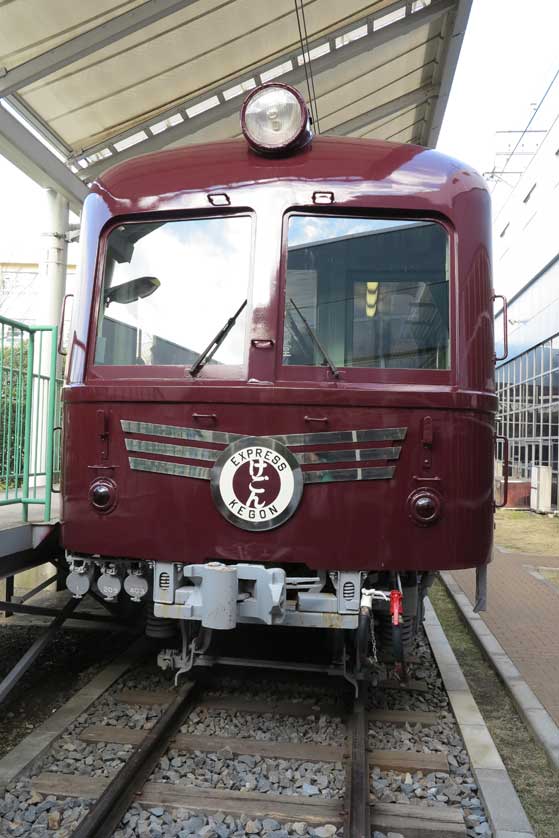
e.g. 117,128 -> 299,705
122,420 -> 407,451
303,466 -> 395,483
121,420 -> 241,445
125,439 -> 218,462
128,457 -> 211,480
128,456 -> 395,483
274,427 -> 407,446
297,446 -> 401,465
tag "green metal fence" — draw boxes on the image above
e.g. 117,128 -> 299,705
0,315 -> 59,522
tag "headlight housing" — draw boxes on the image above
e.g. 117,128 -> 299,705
241,84 -> 312,155
89,477 -> 118,514
407,488 -> 442,526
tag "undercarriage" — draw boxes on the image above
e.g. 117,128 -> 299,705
65,554 -> 435,691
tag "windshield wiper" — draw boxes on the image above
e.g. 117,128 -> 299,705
288,297 -> 339,378
189,299 -> 247,378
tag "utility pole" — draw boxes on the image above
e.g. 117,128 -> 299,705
41,188 -> 69,332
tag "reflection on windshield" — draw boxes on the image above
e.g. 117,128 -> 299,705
283,217 -> 449,370
104,276 -> 160,307
95,217 -> 252,368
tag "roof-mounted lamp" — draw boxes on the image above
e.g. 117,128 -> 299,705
241,83 -> 313,155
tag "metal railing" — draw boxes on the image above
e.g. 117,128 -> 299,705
0,315 -> 59,521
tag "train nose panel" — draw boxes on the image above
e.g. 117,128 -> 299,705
122,418 -> 407,532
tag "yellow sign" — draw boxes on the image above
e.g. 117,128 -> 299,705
366,281 -> 379,317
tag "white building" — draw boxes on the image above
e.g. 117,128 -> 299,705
493,81 -> 559,510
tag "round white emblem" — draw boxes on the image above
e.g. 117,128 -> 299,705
210,436 -> 303,531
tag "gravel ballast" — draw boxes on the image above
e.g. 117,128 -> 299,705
0,625 -> 494,837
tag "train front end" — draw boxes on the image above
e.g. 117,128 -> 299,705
61,85 -> 497,680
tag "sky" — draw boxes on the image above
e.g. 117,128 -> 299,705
1,0 -> 559,295
436,0 -> 559,211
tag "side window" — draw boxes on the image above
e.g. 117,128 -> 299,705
283,216 -> 449,370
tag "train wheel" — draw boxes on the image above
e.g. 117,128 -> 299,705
377,613 -> 415,659
392,622 -> 404,663
146,606 -> 176,640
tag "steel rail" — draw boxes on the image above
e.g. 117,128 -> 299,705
0,600 -> 125,624
0,596 -> 80,705
345,685 -> 371,837
11,572 -> 58,604
71,679 -> 202,838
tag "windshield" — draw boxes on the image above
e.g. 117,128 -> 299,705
283,216 -> 449,370
95,216 -> 252,369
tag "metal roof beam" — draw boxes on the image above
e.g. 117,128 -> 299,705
427,0 -> 473,146
0,0 -> 195,97
79,0 -> 456,180
327,84 -> 437,136
0,103 -> 88,212
6,93 -> 73,158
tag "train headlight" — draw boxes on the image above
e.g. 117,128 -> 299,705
89,478 -> 118,513
407,489 -> 442,526
241,84 -> 312,154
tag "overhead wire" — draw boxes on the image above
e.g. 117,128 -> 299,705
293,0 -> 320,133
293,0 -> 314,126
298,0 -> 321,134
491,65 -> 559,196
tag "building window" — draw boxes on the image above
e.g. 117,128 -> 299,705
496,333 -> 559,509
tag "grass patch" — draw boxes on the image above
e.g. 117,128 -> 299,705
495,509 -> 559,556
429,579 -> 559,838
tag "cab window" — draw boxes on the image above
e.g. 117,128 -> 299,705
95,216 -> 252,372
282,216 -> 449,370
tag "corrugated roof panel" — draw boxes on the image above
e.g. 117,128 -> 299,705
0,0 -> 145,69
163,112 -> 241,148
16,0 -> 401,150
0,0 -> 471,199
360,102 -> 429,143
313,24 -> 440,132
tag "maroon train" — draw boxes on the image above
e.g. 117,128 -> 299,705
61,83 -> 496,682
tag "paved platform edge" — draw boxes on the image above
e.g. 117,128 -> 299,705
424,599 -> 535,836
0,637 -> 147,792
440,569 -> 559,773
0,523 -> 32,558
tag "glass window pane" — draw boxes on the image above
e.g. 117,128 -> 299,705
282,216 -> 449,370
95,217 -> 252,368
553,370 -> 559,403
535,344 -> 543,376
542,342 -> 553,373
552,405 -> 559,437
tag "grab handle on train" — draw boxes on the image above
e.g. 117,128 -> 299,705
494,434 -> 509,508
57,293 -> 74,356
493,293 -> 508,362
51,427 -> 62,493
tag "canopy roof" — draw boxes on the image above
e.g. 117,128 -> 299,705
0,0 -> 471,212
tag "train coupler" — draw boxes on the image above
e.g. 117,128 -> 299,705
153,561 -> 286,629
